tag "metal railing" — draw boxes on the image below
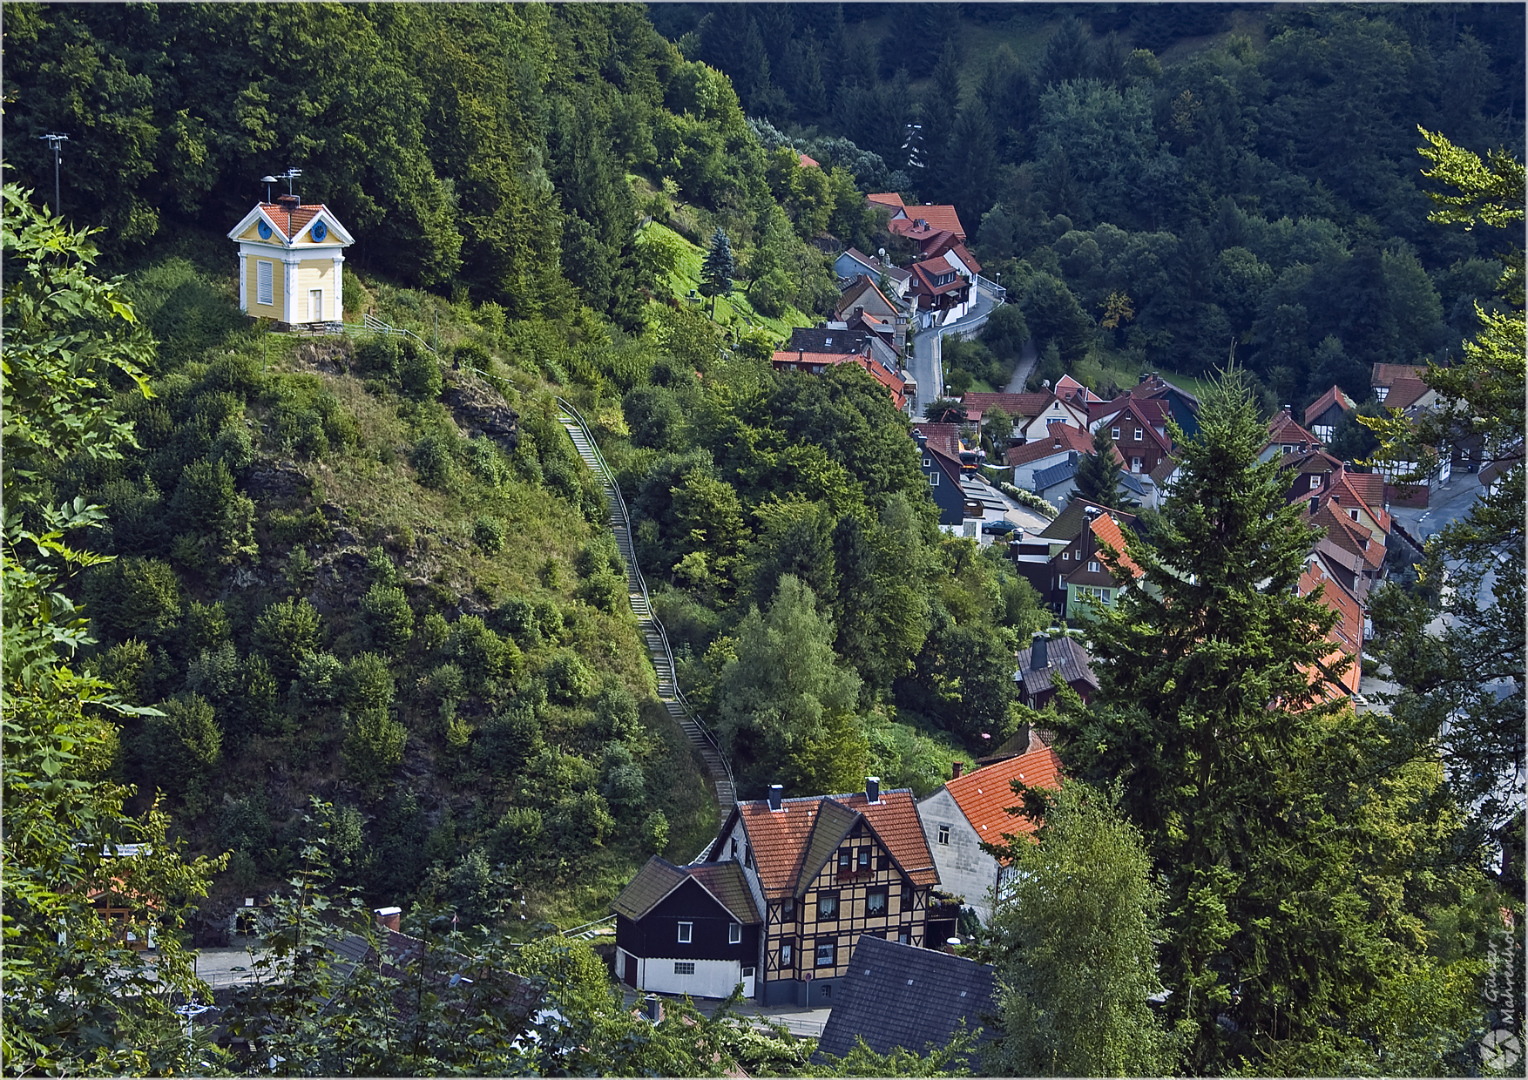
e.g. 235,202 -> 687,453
555,399 -> 736,805
362,312 -> 437,354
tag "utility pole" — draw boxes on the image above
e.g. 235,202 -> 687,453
38,133 -> 69,215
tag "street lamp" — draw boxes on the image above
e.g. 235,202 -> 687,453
174,1000 -> 213,1062
38,132 -> 69,214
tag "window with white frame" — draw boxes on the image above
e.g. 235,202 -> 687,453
257,261 -> 274,306
1349,509 -> 1360,521
1309,475 -> 1321,490
929,472 -> 939,486
729,922 -> 741,945
1089,560 -> 1100,572
674,961 -> 695,975
677,922 -> 692,944
1134,428 -> 1143,440
780,943 -> 793,966
1111,426 -> 1121,439
815,941 -> 836,967
938,823 -> 950,845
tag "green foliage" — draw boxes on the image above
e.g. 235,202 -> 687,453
700,226 -> 735,314
132,693 -> 222,811
251,596 -> 322,685
716,575 -> 865,796
397,339 -> 444,401
472,514 -> 506,554
360,582 -> 414,651
983,782 -> 1173,1077
1073,426 -> 1138,510
343,707 -> 407,791
1,184 -> 156,509
83,556 -> 182,644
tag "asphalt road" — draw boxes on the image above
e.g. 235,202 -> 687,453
907,282 -> 1001,414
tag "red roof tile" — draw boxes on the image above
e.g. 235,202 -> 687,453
259,202 -> 327,239
1372,363 -> 1425,388
1267,409 -> 1323,449
734,790 -> 939,901
1090,513 -> 1144,579
1054,374 -> 1104,405
798,152 -> 820,169
1299,556 -> 1363,698
943,747 -> 1064,844
913,422 -> 964,457
1310,504 -> 1385,570
1304,385 -> 1357,425
1384,376 -> 1433,411
889,204 -> 966,240
1006,425 -> 1095,467
868,193 -> 908,216
961,391 -> 1058,418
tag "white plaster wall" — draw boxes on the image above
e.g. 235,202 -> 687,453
917,787 -> 999,925
640,956 -> 744,999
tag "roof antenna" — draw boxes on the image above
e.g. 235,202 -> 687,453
261,175 -> 278,203
281,167 -> 302,199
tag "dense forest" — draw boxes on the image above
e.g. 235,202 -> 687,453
4,3 -> 1523,1076
657,2 -> 1524,405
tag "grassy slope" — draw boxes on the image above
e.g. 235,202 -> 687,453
122,242 -> 717,928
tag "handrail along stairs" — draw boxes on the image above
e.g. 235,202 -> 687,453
555,398 -> 736,802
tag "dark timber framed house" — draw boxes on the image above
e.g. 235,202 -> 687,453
702,778 -> 941,1007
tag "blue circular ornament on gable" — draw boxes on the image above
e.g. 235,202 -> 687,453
256,219 -> 272,240
312,220 -> 328,242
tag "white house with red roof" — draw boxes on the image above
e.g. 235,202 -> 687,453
228,195 -> 353,326
916,746 -> 1064,925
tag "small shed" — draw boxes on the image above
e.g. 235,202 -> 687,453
228,195 -> 353,325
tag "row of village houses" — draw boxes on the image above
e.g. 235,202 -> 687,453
605,361 -> 1453,1031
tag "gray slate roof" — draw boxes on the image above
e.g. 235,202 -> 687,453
1031,456 -> 1078,492
815,936 -> 997,1064
1015,634 -> 1099,696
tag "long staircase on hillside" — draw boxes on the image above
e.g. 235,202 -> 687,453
556,400 -> 736,820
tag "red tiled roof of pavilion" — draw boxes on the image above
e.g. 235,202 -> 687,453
259,202 -> 325,239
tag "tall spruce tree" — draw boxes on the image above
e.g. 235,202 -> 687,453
1073,426 -> 1137,509
700,226 -> 735,318
1052,373 -> 1484,1072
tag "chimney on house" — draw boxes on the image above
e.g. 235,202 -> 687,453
1030,631 -> 1048,671
951,761 -> 964,779
768,784 -> 783,811
276,193 -> 299,232
865,776 -> 880,803
374,906 -> 402,932
1309,497 -> 1320,515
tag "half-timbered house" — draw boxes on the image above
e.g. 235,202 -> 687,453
702,779 -> 940,1007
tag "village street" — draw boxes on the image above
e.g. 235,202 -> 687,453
907,279 -> 1001,409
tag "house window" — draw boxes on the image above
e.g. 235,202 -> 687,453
816,941 -> 836,968
857,849 -> 871,871
781,943 -> 792,966
1349,509 -> 1360,521
938,824 -> 950,845
838,850 -> 852,873
922,457 -> 932,467
929,472 -> 939,486
902,884 -> 914,909
818,893 -> 839,920
1062,551 -> 1069,561
1103,590 -> 1112,603
729,922 -> 742,945
677,922 -> 692,944
866,887 -> 888,916
1089,560 -> 1100,572
674,961 -> 695,975
898,929 -> 910,944
1111,426 -> 1120,440
1133,428 -> 1143,440
1309,475 -> 1321,490
1282,444 -> 1293,454
822,984 -> 833,999
257,261 -> 274,305
731,838 -> 738,858
784,898 -> 795,919
877,853 -> 890,871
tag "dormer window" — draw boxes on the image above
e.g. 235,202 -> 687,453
1309,475 -> 1321,490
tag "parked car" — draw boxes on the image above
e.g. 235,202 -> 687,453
981,518 -> 1019,535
